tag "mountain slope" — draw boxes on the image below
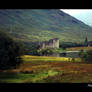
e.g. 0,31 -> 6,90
0,9 -> 92,43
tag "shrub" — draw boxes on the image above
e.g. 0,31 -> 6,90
38,48 -> 59,56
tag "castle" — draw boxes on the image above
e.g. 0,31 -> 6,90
38,38 -> 59,50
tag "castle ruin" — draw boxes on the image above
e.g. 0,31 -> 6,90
38,38 -> 59,50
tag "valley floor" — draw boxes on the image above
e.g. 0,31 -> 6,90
0,55 -> 92,83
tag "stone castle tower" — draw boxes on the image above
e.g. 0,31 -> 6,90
39,38 -> 59,49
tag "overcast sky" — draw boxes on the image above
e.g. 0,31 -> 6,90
61,9 -> 92,26
61,9 -> 92,15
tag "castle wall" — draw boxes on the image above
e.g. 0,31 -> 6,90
39,38 -> 59,49
56,39 -> 59,48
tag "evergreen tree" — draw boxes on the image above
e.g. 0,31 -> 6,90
84,37 -> 88,46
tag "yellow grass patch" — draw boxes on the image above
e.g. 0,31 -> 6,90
22,55 -> 81,62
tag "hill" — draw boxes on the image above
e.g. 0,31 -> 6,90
0,9 -> 92,43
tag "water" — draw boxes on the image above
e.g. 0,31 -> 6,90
44,51 -> 80,58
60,52 -> 80,58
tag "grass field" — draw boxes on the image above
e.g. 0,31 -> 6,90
0,55 -> 92,83
22,55 -> 81,62
66,46 -> 92,51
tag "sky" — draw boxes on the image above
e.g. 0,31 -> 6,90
61,9 -> 92,26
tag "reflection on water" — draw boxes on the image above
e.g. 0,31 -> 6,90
49,52 -> 80,58
60,52 -> 80,58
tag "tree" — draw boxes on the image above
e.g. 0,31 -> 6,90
79,49 -> 92,62
84,37 -> 88,46
0,31 -> 24,70
24,43 -> 40,55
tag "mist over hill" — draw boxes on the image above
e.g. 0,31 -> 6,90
0,9 -> 92,43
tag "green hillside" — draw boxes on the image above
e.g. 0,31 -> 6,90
0,9 -> 92,43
